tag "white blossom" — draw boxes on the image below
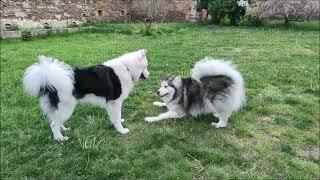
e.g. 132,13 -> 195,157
237,0 -> 249,8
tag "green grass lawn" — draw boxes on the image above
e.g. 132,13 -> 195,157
1,22 -> 319,179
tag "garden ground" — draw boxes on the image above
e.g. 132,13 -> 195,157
1,22 -> 319,179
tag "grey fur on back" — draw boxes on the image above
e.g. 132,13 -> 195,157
172,75 -> 234,115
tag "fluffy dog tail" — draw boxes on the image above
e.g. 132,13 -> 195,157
23,56 -> 74,97
191,57 -> 245,111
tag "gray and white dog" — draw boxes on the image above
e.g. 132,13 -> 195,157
145,57 -> 245,128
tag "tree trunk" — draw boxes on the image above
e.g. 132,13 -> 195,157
284,17 -> 289,24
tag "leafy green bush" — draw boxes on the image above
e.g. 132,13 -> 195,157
197,0 -> 210,11
239,13 -> 263,27
207,0 -> 248,25
21,30 -> 33,41
219,16 -> 231,26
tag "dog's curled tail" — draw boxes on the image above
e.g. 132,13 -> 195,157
191,57 -> 246,110
23,56 -> 74,97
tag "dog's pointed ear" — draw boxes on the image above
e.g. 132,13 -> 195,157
171,76 -> 182,87
140,49 -> 147,57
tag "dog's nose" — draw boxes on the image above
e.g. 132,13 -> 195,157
156,91 -> 160,95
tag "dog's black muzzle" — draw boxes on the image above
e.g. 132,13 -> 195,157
140,73 -> 147,80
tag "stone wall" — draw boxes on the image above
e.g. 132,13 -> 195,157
129,0 -> 194,22
0,0 -> 129,30
0,0 -> 195,31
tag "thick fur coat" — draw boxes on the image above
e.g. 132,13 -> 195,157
23,50 -> 149,141
145,57 -> 245,128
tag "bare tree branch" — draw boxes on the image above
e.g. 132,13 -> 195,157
250,0 -> 319,23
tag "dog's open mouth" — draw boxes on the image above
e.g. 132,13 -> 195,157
159,93 -> 169,97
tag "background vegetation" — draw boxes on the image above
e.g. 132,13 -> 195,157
199,0 -> 319,26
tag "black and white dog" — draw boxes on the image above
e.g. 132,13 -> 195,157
145,57 -> 245,128
23,50 -> 149,141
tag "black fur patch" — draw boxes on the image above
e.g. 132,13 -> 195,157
181,78 -> 203,112
39,85 -> 59,109
200,75 -> 234,100
73,65 -> 122,101
175,75 -> 233,114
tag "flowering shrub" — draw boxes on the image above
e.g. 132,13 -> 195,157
251,0 -> 319,24
237,0 -> 249,8
207,0 -> 250,25
239,13 -> 263,26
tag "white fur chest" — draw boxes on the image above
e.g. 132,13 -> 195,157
166,102 -> 186,116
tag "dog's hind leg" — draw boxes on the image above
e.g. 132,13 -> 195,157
106,100 -> 129,134
211,99 -> 232,128
211,111 -> 231,128
49,119 -> 67,141
59,99 -> 76,133
50,110 -> 75,140
40,96 -> 76,141
48,102 -> 76,141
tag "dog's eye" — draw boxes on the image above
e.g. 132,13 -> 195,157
164,85 -> 168,88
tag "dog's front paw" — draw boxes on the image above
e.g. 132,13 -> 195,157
121,119 -> 125,123
153,102 -> 164,107
145,117 -> 157,122
211,122 -> 227,128
54,135 -> 69,141
118,128 -> 129,134
61,126 -> 71,131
